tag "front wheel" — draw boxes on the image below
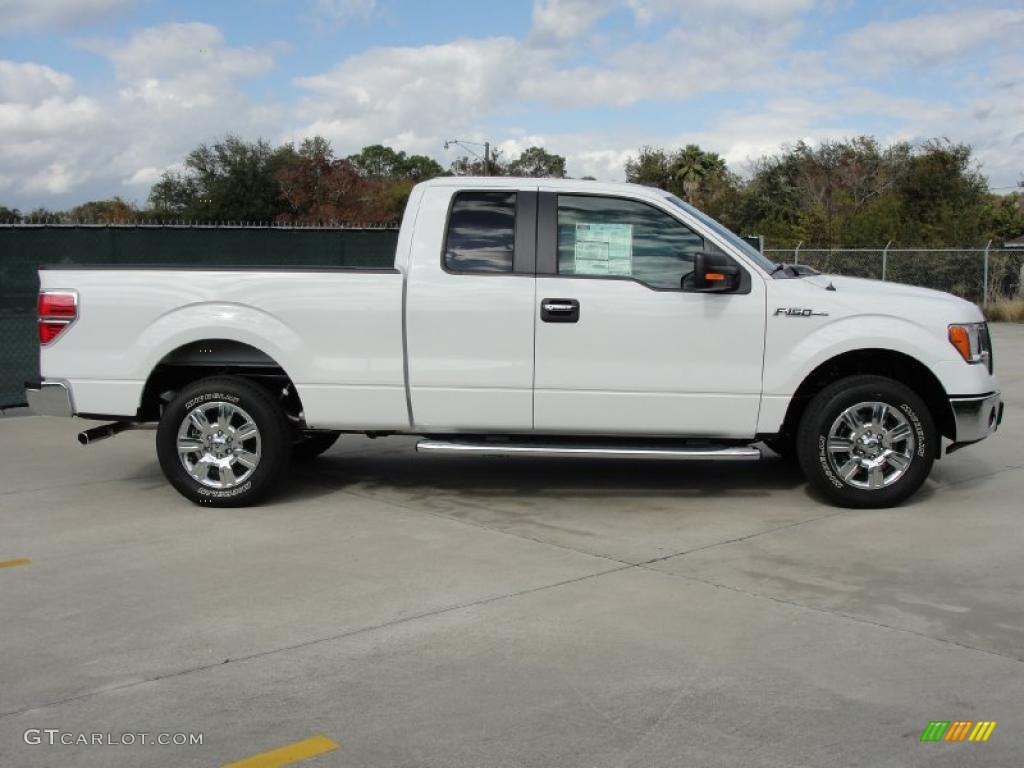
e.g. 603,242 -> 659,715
796,375 -> 936,508
156,375 -> 292,507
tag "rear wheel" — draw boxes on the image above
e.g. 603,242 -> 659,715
796,375 -> 936,508
156,376 -> 292,507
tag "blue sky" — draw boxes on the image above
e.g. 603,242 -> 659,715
2,0 -> 1022,209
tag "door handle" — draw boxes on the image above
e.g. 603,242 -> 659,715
541,298 -> 580,323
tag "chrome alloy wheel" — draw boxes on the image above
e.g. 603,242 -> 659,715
826,401 -> 915,490
176,401 -> 261,489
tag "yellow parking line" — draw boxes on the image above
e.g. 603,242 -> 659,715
0,558 -> 31,569
222,735 -> 339,768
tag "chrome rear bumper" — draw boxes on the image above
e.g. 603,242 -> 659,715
949,392 -> 1002,447
24,380 -> 74,417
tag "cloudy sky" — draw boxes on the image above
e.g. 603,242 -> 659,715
2,0 -> 1022,209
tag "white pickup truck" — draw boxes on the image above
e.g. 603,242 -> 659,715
26,178 -> 1002,508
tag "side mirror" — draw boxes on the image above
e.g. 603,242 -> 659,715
693,251 -> 741,293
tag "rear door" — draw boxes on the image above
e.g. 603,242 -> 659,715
405,184 -> 538,432
532,192 -> 766,437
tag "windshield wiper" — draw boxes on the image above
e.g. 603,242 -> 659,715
770,263 -> 819,278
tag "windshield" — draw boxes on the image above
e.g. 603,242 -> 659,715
665,194 -> 777,274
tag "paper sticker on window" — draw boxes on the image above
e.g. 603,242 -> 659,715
574,222 -> 633,276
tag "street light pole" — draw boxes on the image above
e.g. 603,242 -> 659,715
444,139 -> 494,176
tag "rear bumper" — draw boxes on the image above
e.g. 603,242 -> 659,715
24,379 -> 74,418
949,392 -> 1002,448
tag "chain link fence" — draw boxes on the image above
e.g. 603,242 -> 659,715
0,224 -> 399,408
764,247 -> 1024,305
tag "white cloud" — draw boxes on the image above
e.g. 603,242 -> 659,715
628,0 -> 815,23
0,61 -> 73,102
123,166 -> 164,187
0,22 -> 281,206
286,4 -> 819,156
841,8 -> 1024,74
0,0 -> 135,33
83,22 -> 274,112
530,0 -> 618,44
311,0 -> 376,27
520,20 -> 814,108
290,37 -> 532,152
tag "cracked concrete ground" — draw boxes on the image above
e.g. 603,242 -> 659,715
1,324 -> 1021,767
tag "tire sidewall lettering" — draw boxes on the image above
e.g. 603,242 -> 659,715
196,480 -> 252,498
898,402 -> 927,458
185,392 -> 240,410
817,434 -> 844,489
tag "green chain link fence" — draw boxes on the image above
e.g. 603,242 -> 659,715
0,225 -> 399,408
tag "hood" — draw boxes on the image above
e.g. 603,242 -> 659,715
801,273 -> 982,317
803,274 -> 959,301
776,273 -> 986,327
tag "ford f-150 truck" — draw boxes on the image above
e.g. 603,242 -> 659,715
26,177 -> 1003,508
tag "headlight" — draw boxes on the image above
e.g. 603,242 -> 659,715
948,322 -> 992,370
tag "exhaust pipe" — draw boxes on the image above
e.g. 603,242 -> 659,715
78,422 -> 132,445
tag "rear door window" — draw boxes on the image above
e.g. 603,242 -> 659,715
444,191 -> 517,273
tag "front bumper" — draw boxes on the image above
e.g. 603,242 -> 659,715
24,379 -> 74,417
949,391 -> 1003,448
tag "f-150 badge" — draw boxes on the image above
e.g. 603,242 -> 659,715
774,307 -> 829,317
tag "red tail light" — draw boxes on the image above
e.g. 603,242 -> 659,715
38,290 -> 78,345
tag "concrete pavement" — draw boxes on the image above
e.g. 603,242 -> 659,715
1,324 -> 1021,767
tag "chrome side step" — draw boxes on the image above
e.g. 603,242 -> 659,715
415,440 -> 761,461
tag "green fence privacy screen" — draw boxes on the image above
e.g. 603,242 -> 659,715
0,225 -> 399,408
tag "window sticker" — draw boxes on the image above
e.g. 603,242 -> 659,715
574,222 -> 633,276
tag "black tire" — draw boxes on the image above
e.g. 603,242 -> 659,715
292,431 -> 341,461
796,375 -> 936,508
156,375 -> 292,507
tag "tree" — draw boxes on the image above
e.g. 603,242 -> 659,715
346,145 -> 443,181
986,192 -> 1024,242
625,144 -> 741,226
24,207 -> 58,222
624,146 -> 673,189
507,146 -> 566,178
277,137 -> 386,223
67,197 -> 137,223
148,134 -> 298,221
446,146 -> 566,177
0,205 -> 21,222
449,147 -> 507,176
892,139 -> 989,246
731,137 -> 995,248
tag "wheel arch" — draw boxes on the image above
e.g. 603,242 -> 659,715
138,338 -> 305,424
777,348 -> 955,442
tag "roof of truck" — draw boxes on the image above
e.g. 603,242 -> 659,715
416,176 -> 670,198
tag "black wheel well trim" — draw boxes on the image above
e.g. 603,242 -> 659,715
778,349 -> 955,442
139,339 -> 305,423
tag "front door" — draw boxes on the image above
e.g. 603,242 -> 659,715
533,193 -> 765,438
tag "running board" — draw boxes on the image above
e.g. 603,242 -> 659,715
415,440 -> 761,461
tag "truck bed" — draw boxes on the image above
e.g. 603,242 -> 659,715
39,266 -> 410,430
